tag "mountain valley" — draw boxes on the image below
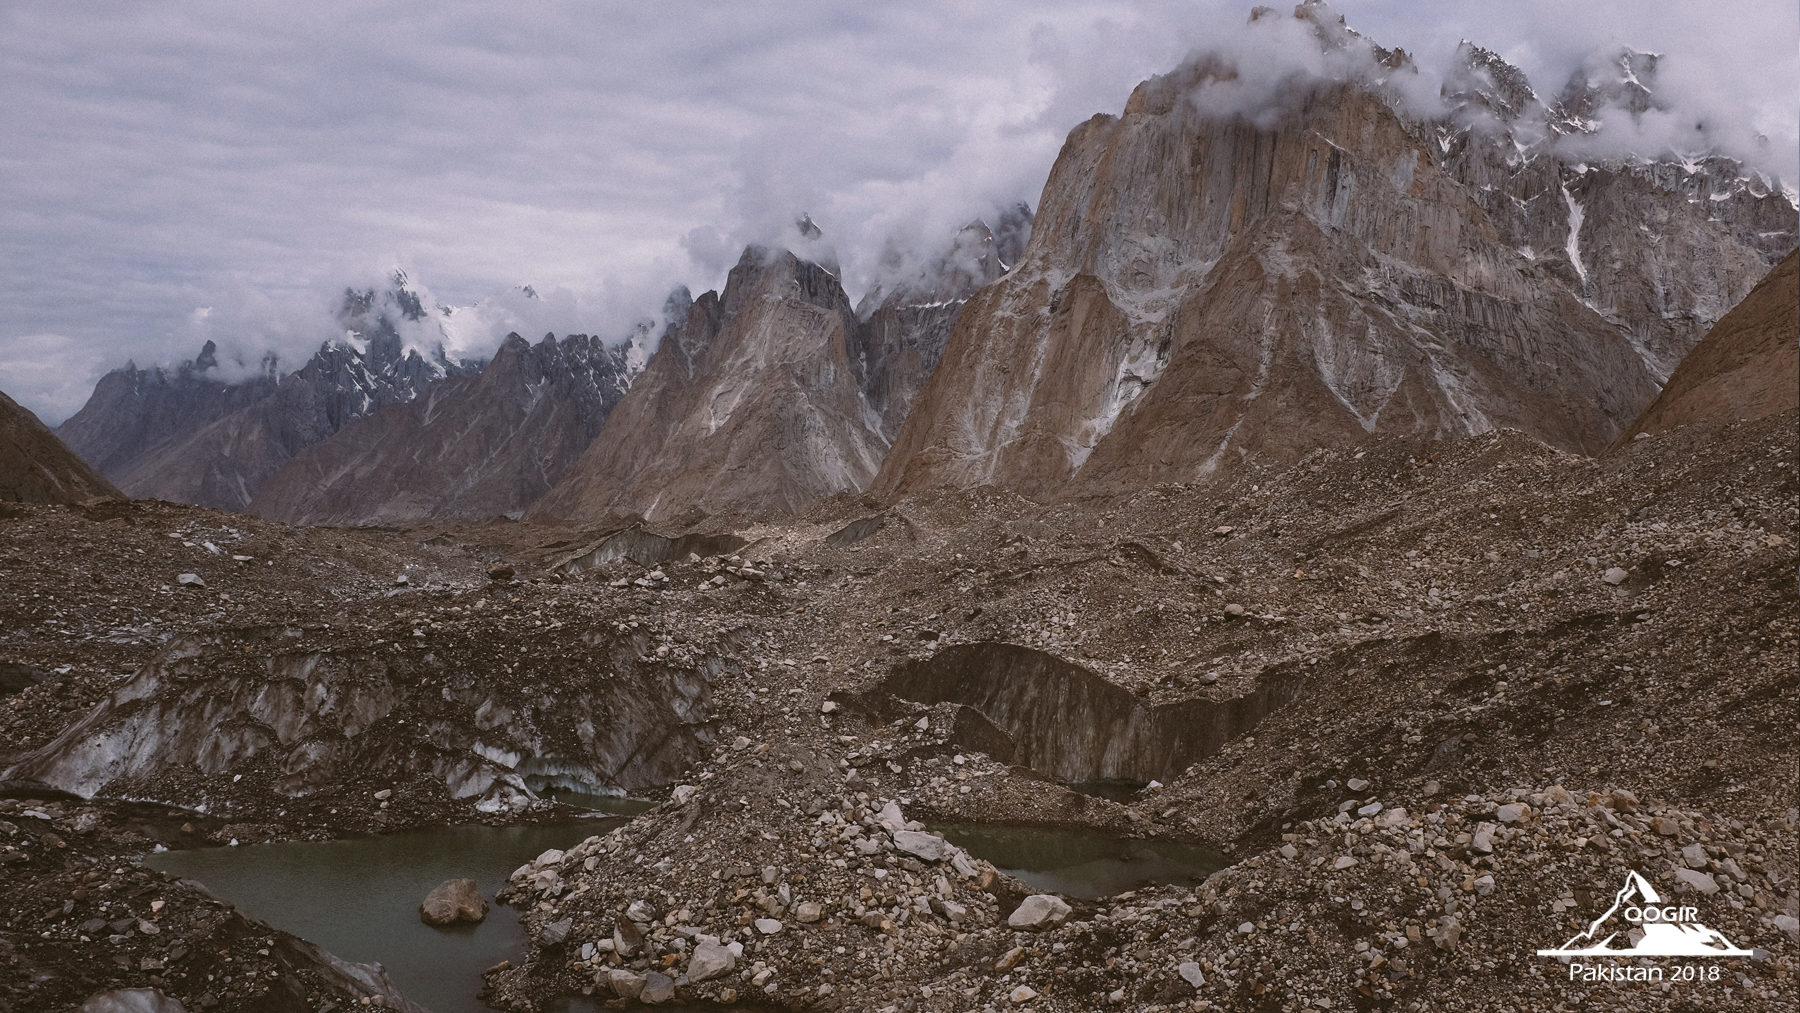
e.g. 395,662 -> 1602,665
4,4 -> 1797,1012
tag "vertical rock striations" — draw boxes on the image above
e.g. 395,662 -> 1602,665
1619,250 -> 1799,442
1438,43 -> 1796,377
250,328 -> 643,525
534,248 -> 887,527
852,206 -> 1033,440
874,3 -> 1795,503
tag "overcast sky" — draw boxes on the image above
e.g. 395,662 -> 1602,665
4,1 -> 1795,425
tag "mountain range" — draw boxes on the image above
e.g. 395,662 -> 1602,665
42,2 -> 1800,529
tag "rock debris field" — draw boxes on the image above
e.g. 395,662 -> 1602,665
0,411 -> 1794,1012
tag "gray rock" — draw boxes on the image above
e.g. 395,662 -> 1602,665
754,917 -> 783,934
613,916 -> 644,957
795,901 -> 824,923
607,968 -> 646,999
640,971 -> 675,1004
933,898 -> 968,923
419,878 -> 488,926
1603,567 -> 1629,585
539,918 -> 573,946
175,573 -> 204,588
1177,961 -> 1205,988
892,829 -> 949,862
625,899 -> 657,922
688,939 -> 736,982
1471,824 -> 1495,853
1496,803 -> 1528,822
1007,894 -> 1072,930
1672,867 -> 1719,894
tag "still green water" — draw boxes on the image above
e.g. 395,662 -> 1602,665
141,809 -> 1208,1011
932,822 -> 1225,899
146,820 -> 624,1013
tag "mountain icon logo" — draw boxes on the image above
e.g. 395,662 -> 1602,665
1537,870 -> 1754,957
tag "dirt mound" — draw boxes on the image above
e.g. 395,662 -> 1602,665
0,388 -> 122,504
1622,249 -> 1799,442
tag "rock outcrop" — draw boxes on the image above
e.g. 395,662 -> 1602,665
1439,42 -> 1795,377
57,275 -> 477,512
419,878 -> 488,926
874,5 -> 1794,503
533,246 -> 886,526
54,340 -> 279,483
852,206 -> 1032,440
250,328 -> 642,525
1620,250 -> 1799,441
3,622 -> 732,807
0,388 -> 124,503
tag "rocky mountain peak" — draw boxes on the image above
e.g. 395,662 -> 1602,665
1443,41 -> 1544,127
531,242 -> 883,526
1554,46 -> 1662,130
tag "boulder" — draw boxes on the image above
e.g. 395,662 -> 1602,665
892,829 -> 949,862
613,916 -> 644,957
607,969 -> 646,999
1672,867 -> 1719,894
540,917 -> 573,946
640,971 -> 675,1004
688,939 -> 736,982
1007,894 -> 1072,930
418,879 -> 487,926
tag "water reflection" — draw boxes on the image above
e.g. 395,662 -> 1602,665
539,788 -> 659,816
147,822 -> 623,1013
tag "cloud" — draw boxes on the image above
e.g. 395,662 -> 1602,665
1,1 -> 1792,426
0,334 -> 111,427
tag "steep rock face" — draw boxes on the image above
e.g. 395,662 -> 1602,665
875,8 -> 1793,502
0,388 -> 124,503
852,206 -> 1033,440
1621,250 -> 1799,441
533,248 -> 886,526
55,340 -> 279,480
5,624 -> 730,804
878,643 -> 1304,782
250,329 -> 641,525
876,71 -> 1657,500
1439,43 -> 1796,376
58,278 -> 477,512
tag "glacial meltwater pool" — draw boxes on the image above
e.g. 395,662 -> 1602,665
145,820 -> 627,1013
931,822 -> 1225,899
141,813 -> 1213,1011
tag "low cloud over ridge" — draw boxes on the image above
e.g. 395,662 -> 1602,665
3,1 -> 1793,424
